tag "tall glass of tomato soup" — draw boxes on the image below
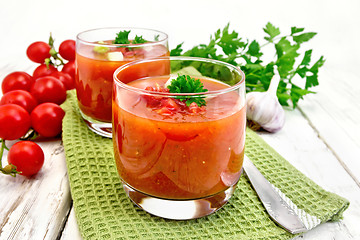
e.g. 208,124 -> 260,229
75,28 -> 169,137
113,56 -> 246,220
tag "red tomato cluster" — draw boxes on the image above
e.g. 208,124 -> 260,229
0,36 -> 74,178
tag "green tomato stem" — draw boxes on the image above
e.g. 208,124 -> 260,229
0,139 -> 6,169
0,139 -> 20,177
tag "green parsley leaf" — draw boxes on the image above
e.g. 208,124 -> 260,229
299,49 -> 312,66
247,40 -> 262,58
114,30 -> 130,44
292,32 -> 317,44
133,35 -> 147,44
217,23 -> 246,55
167,75 -> 208,107
263,22 -> 281,42
290,27 -> 305,35
305,55 -> 325,89
170,43 -> 184,56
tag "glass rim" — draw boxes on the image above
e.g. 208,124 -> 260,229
76,27 -> 168,48
113,56 -> 245,97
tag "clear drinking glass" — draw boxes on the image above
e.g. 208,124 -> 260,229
75,27 -> 169,137
113,56 -> 246,220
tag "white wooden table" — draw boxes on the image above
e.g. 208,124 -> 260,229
1,0 -> 359,239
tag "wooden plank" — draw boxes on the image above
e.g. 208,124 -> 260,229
0,140 -> 72,240
298,65 -> 360,184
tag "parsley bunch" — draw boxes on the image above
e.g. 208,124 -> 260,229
114,30 -> 147,44
170,23 -> 325,108
167,74 -> 208,107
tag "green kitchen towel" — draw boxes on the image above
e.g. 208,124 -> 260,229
62,90 -> 349,240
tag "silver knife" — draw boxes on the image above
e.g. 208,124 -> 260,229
242,155 -> 319,234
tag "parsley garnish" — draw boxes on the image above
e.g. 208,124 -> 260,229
167,75 -> 208,107
170,22 -> 325,108
114,30 -> 147,44
114,30 -> 130,44
133,35 -> 147,44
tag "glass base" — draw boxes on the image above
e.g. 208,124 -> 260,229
122,183 -> 236,220
79,109 -> 112,138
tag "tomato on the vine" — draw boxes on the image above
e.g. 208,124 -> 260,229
50,72 -> 74,90
30,76 -> 67,105
7,141 -> 44,177
26,41 -> 51,63
59,40 -> 75,61
33,64 -> 58,79
0,90 -> 38,113
0,104 -> 31,140
62,60 -> 75,80
31,103 -> 65,138
2,71 -> 34,93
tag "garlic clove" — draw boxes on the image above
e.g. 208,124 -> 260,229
246,91 -> 285,132
246,69 -> 285,133
260,94 -> 285,132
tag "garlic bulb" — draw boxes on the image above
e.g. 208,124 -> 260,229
246,68 -> 285,133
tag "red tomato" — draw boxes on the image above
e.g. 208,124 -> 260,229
0,104 -> 31,140
33,64 -> 58,79
2,71 -> 34,93
59,40 -> 75,61
62,60 -> 75,80
0,90 -> 38,113
161,98 -> 180,111
26,41 -> 51,63
30,76 -> 67,105
7,141 -> 44,177
31,103 -> 65,137
49,72 -> 74,90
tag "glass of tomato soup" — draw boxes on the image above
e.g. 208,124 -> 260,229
75,28 -> 169,137
113,56 -> 246,220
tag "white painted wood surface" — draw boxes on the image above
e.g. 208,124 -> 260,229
1,0 -> 359,239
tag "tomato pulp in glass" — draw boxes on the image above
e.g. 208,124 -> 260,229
113,76 -> 246,200
76,43 -> 169,122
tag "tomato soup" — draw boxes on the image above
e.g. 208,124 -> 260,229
113,76 -> 246,200
76,43 -> 169,122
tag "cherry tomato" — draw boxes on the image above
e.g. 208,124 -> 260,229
62,60 -> 75,80
30,76 -> 67,105
26,41 -> 51,63
2,71 -> 34,93
33,64 -> 58,79
59,40 -> 75,61
0,104 -> 31,140
50,72 -> 74,90
0,90 -> 38,113
7,141 -> 44,177
31,103 -> 65,137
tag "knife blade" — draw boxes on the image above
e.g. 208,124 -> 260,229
242,155 -> 309,234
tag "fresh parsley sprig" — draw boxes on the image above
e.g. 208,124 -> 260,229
167,74 -> 208,107
170,22 -> 325,108
133,35 -> 147,44
114,30 -> 147,44
114,30 -> 131,44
